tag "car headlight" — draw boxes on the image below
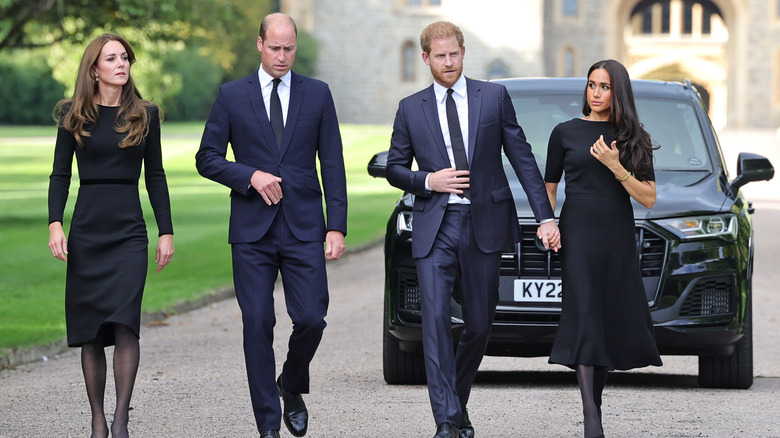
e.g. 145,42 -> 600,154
654,214 -> 738,241
397,211 -> 413,234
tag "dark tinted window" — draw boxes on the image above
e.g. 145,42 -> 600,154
509,93 -> 712,172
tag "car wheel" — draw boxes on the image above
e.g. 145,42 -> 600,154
697,294 -> 754,389
383,308 -> 426,385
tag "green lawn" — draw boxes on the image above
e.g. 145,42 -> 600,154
0,122 -> 399,352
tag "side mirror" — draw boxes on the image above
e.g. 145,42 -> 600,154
730,152 -> 774,190
367,150 -> 388,179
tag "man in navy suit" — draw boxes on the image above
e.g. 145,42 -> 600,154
196,13 -> 347,438
386,21 -> 560,438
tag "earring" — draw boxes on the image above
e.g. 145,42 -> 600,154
95,75 -> 99,82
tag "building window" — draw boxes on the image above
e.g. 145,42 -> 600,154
775,47 -> 780,104
402,41 -> 417,82
632,1 -> 723,36
563,0 -> 578,16
406,0 -> 441,6
486,60 -> 510,79
564,48 -> 575,77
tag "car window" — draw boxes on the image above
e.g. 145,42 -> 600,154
635,98 -> 712,171
509,94 -> 713,173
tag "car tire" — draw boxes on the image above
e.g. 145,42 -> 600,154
383,309 -> 426,385
697,294 -> 754,389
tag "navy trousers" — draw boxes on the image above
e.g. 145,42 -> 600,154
416,204 -> 501,426
231,208 -> 329,432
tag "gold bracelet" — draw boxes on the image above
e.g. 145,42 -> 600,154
616,171 -> 631,182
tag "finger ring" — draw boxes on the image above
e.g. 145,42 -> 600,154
168,258 -> 173,262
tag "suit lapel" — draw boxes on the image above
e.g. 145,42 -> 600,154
466,78 -> 482,164
281,72 -> 304,158
246,74 -> 279,155
421,85 -> 451,165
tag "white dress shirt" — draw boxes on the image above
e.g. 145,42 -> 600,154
427,75 -> 470,204
257,68 -> 291,126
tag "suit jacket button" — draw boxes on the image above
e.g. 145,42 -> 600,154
441,204 -> 446,210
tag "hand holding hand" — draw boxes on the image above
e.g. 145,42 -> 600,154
251,170 -> 283,205
325,230 -> 346,260
428,168 -> 470,194
155,234 -> 175,273
48,222 -> 68,262
536,221 -> 561,252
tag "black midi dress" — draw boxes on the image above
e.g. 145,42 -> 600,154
545,118 -> 662,371
48,105 -> 173,347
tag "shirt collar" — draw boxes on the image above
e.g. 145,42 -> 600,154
257,67 -> 292,89
433,74 -> 467,104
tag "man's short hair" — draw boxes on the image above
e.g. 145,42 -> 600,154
420,21 -> 464,53
259,14 -> 298,39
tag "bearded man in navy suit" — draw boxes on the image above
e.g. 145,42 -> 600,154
196,13 -> 347,438
386,21 -> 561,438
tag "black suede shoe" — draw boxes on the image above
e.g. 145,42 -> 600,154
434,423 -> 458,438
459,409 -> 475,438
277,375 -> 308,437
259,431 -> 280,438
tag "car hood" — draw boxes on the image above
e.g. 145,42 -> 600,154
511,170 -> 731,220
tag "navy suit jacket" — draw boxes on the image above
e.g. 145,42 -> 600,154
196,71 -> 347,244
386,78 -> 553,259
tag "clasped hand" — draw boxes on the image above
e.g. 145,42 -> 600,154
536,221 -> 561,252
251,170 -> 283,205
429,168 -> 469,194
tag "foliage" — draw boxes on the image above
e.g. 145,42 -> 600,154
0,0 -> 324,122
1,0 -> 242,51
162,44 -> 224,121
0,51 -> 65,124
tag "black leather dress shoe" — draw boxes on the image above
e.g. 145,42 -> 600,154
277,375 -> 308,437
259,431 -> 280,438
433,423 -> 458,438
459,409 -> 475,438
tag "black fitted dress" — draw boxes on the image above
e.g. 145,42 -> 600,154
48,105 -> 173,347
545,118 -> 662,371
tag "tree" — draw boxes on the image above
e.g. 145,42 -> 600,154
0,0 -> 251,52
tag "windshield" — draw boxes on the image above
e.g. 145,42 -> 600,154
509,94 -> 713,173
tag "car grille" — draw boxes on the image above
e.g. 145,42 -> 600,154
636,227 -> 665,276
679,276 -> 734,317
500,224 -> 666,278
396,225 -> 666,313
397,268 -> 421,311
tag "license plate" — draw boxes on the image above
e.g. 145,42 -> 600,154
513,279 -> 563,302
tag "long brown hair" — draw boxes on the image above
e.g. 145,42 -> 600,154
582,59 -> 657,179
53,33 -> 158,148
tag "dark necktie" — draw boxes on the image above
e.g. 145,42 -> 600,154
446,88 -> 469,198
270,78 -> 284,149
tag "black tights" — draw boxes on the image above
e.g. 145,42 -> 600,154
81,325 -> 139,438
576,365 -> 609,438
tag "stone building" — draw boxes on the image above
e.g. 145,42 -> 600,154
283,0 -> 780,129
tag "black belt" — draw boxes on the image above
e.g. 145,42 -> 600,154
80,178 -> 137,186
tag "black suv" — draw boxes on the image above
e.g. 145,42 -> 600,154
368,78 -> 774,389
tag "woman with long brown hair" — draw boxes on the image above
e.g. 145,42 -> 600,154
48,33 -> 174,438
544,59 -> 663,438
